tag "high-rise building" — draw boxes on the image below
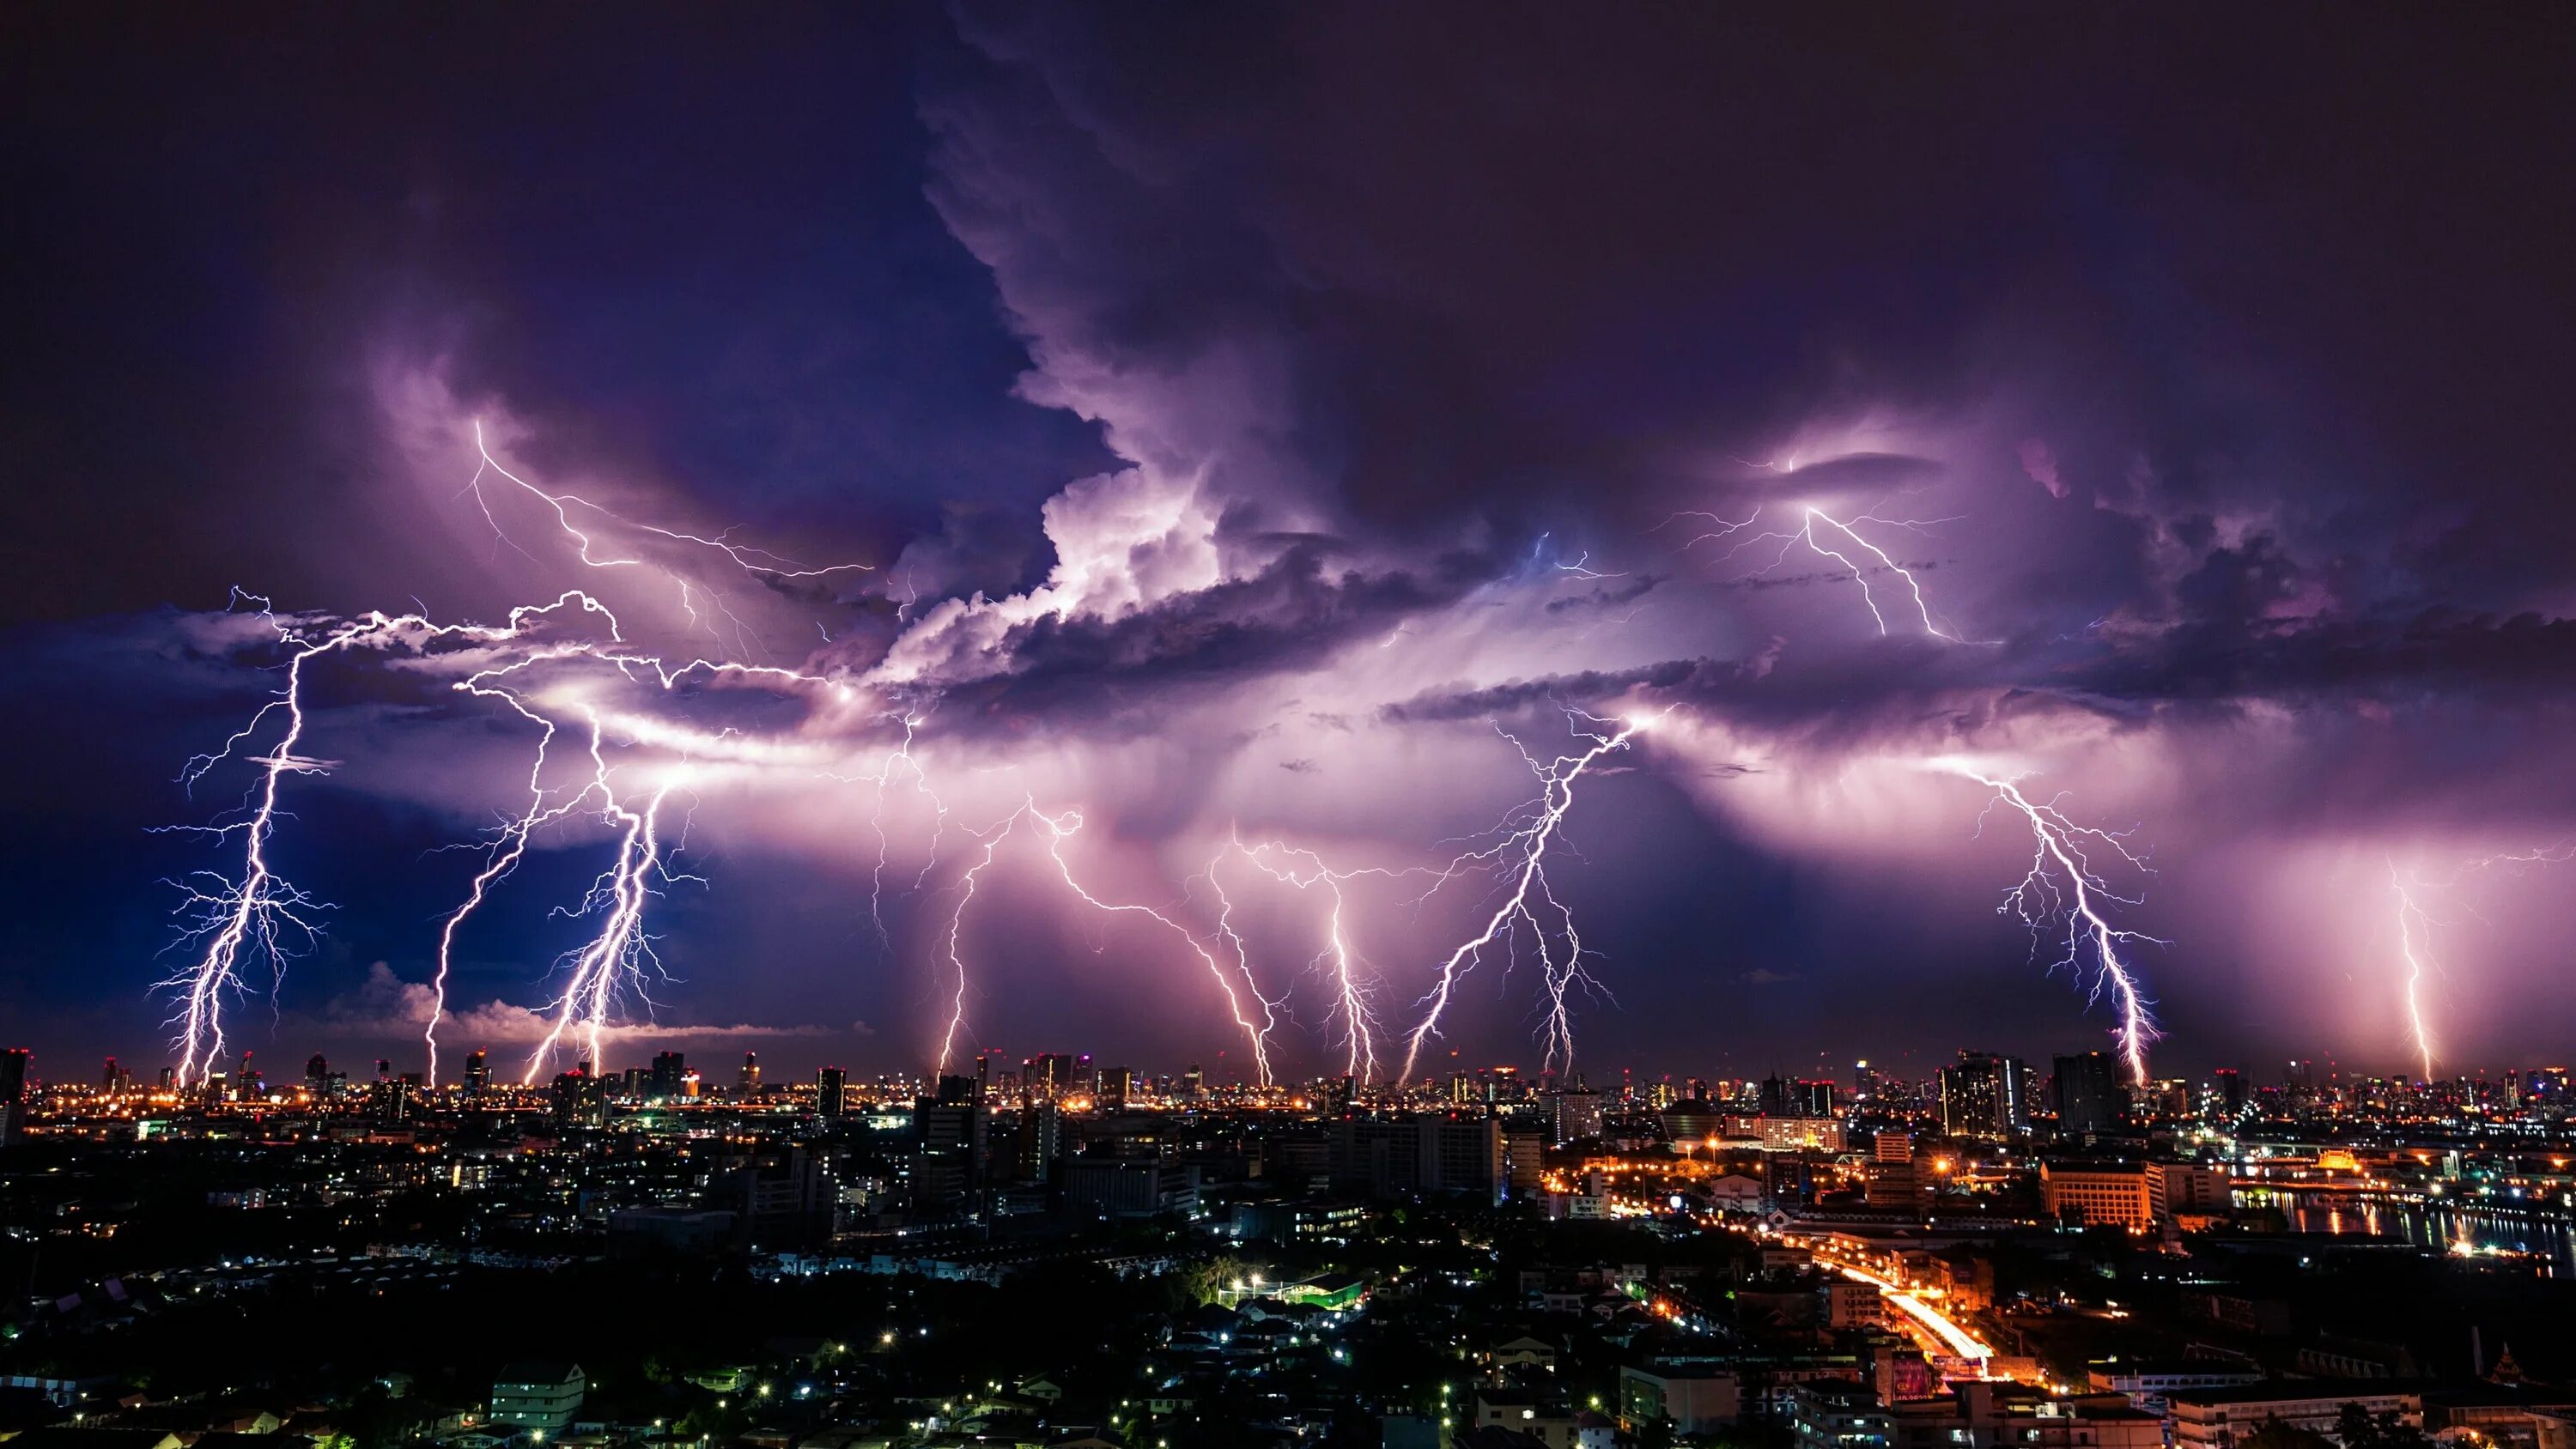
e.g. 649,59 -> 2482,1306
464,1050 -> 489,1095
1792,1079 -> 1838,1118
551,1067 -> 606,1130
1940,1051 -> 2027,1138
1181,1063 -> 1206,1099
2213,1067 -> 2247,1116
1551,1089 -> 1605,1145
304,1053 -> 330,1093
1099,1065 -> 1131,1112
818,1066 -> 848,1121
1852,1060 -> 1880,1102
1328,1115 -> 1503,1203
2052,1051 -> 2123,1135
738,1052 -> 762,1096
1759,1074 -> 1790,1117
0,1048 -> 27,1149
1023,1052 -> 1075,1102
648,1051 -> 687,1101
1015,1102 -> 1062,1183
914,1082 -> 988,1210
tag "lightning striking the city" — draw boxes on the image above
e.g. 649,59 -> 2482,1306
1231,839 -> 1382,1083
1940,763 -> 2163,1086
2385,844 -> 2572,1081
1396,712 -> 1649,1085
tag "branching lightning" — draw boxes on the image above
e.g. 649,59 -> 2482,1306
1658,501 -> 1962,639
1941,763 -> 2162,1086
1230,837 -> 1382,1082
1394,711 -> 1649,1084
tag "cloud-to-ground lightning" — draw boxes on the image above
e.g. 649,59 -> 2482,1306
2385,844 -> 2571,1080
1030,803 -> 1280,1086
524,772 -> 691,1083
161,591 -> 629,1084
165,417 -> 885,1087
1231,838 -> 1382,1082
1396,711 -> 1649,1084
1940,763 -> 2162,1086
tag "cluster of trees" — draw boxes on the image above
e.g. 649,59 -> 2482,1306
2238,1406 -> 2435,1449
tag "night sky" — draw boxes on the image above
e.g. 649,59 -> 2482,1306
5,5 -> 2573,1087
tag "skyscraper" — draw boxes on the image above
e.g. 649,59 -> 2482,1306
914,1080 -> 987,1210
2052,1051 -> 2123,1135
1940,1051 -> 2028,1138
738,1052 -> 762,1096
818,1066 -> 847,1121
649,1051 -> 687,1101
465,1050 -> 490,1095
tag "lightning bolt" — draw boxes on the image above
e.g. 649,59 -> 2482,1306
1232,838 -> 1381,1082
160,591 -> 630,1085
1032,803 -> 1279,1087
933,812 -> 1017,1076
465,419 -> 869,652
1668,502 -> 1961,640
1941,764 -> 2162,1087
2385,843 -> 2570,1081
2389,863 -> 2441,1082
522,759 -> 694,1083
1396,710 -> 1649,1084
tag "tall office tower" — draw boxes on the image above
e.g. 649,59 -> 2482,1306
1758,1074 -> 1789,1117
649,1050 -> 687,1100
0,1048 -> 27,1148
738,1052 -> 762,1096
1016,1102 -> 1062,1183
1793,1079 -> 1838,1117
1181,1063 -> 1206,1099
464,1050 -> 489,1095
914,1085 -> 988,1209
1024,1052 -> 1074,1102
2213,1067 -> 2247,1116
305,1053 -> 330,1094
2052,1051 -> 2124,1134
1939,1051 -> 2028,1138
1550,1088 -> 1605,1145
1099,1066 -> 1131,1112
1851,1059 -> 1881,1102
817,1065 -> 848,1120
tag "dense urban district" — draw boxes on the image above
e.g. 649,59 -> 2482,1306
1,1046 -> 2571,1449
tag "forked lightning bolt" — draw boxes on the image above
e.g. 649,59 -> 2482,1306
1662,502 -> 1960,639
929,802 -> 1282,1085
1397,712 -> 1649,1084
1941,764 -> 2161,1085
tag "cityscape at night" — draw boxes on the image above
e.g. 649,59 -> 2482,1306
5,5 -> 2575,1449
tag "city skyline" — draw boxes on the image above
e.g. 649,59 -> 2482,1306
9,10 -> 2576,1083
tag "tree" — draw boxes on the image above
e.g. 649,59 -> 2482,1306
2334,1404 -> 2433,1449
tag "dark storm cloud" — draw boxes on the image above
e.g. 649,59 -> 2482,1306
928,2 -> 2576,609
908,541 -> 1510,737
9,3 -> 2576,1076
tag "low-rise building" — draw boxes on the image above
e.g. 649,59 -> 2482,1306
2167,1383 -> 2421,1449
490,1363 -> 586,1435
